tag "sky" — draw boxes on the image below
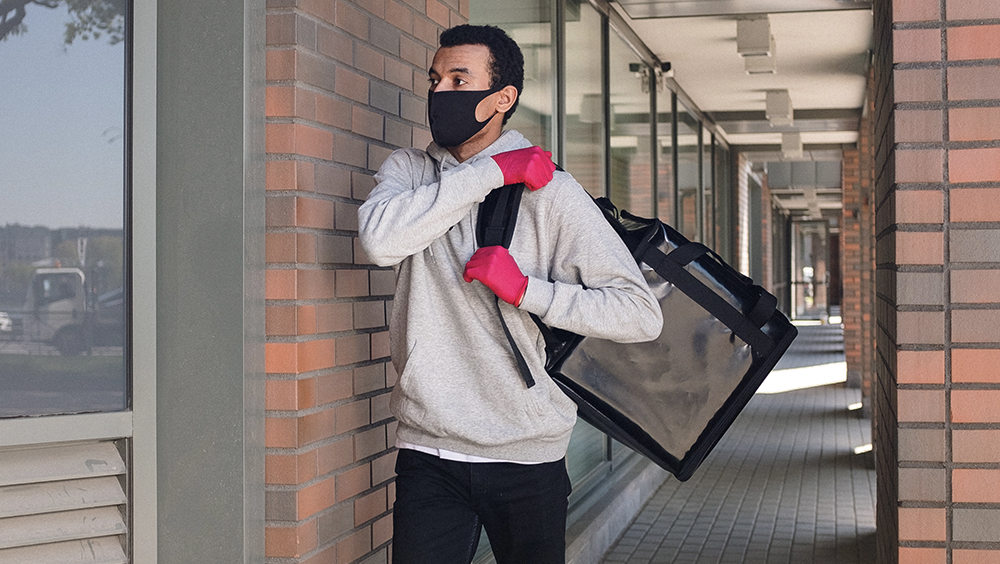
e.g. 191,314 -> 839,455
0,3 -> 125,230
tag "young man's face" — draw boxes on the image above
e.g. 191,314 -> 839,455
429,44 -> 497,122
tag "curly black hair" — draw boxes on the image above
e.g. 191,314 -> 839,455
439,24 -> 524,125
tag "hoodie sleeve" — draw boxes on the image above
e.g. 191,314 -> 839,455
517,180 -> 663,343
358,149 -> 506,267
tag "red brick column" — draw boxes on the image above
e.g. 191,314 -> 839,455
843,68 -> 875,401
760,172 -> 772,291
263,1 -> 467,562
842,148 -> 863,384
876,1 -> 1000,562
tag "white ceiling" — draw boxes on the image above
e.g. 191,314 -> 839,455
477,0 -> 875,219
614,4 -> 874,149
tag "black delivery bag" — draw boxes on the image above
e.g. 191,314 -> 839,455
549,199 -> 797,481
477,185 -> 798,482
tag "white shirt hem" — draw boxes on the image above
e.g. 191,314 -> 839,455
396,439 -> 544,465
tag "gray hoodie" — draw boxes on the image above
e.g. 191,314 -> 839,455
358,130 -> 662,463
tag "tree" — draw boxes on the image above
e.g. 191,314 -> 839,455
0,0 -> 125,44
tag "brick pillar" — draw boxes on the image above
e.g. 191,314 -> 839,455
843,68 -> 875,400
842,148 -> 863,386
761,172 -> 773,291
263,1 -> 467,562
876,1 -> 1000,563
873,0 -> 901,560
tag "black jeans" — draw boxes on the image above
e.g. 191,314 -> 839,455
392,448 -> 572,564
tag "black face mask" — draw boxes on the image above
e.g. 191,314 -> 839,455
427,86 -> 502,148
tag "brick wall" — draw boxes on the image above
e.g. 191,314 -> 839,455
842,147 -> 863,384
872,0 -> 897,560
877,0 -> 1000,562
760,172 -> 772,291
263,1 -> 467,562
842,68 -> 875,402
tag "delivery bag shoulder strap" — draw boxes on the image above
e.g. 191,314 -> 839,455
476,182 -> 536,388
476,180 -> 582,387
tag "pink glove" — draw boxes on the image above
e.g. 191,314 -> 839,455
463,246 -> 529,306
491,146 -> 556,191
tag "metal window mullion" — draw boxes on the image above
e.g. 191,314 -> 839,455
695,122 -> 708,243
554,0 -> 566,167
710,133 -> 717,248
671,92 -> 679,227
131,0 -> 158,560
650,66 -> 658,219
601,13 -> 610,199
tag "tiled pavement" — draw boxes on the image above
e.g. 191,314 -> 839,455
599,324 -> 876,564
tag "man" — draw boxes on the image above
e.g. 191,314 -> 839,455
358,24 -> 662,564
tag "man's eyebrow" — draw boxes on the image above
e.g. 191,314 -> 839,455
428,66 -> 474,76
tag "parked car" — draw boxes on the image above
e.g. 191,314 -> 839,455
0,311 -> 11,333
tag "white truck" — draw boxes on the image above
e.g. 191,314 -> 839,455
20,267 -> 123,355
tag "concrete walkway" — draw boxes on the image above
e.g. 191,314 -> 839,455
599,323 -> 876,564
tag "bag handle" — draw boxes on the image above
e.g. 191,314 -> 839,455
638,242 -> 776,357
661,241 -> 777,331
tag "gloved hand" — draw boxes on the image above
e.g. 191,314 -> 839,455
463,246 -> 529,306
491,146 -> 556,191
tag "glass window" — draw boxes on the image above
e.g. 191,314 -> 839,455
564,0 -> 604,198
715,140 -> 733,263
676,103 -> 700,241
656,92 -> 673,223
702,127 -> 714,247
0,2 -> 127,417
562,0 -> 611,492
608,29 -> 653,218
470,0 -> 555,152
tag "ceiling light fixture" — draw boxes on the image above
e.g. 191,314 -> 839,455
737,15 -> 776,74
766,89 -> 794,127
782,131 -> 803,159
744,36 -> 776,74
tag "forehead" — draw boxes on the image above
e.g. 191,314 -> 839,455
430,44 -> 492,75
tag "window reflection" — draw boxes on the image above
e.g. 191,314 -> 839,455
564,0 -> 604,198
470,0 -> 554,152
703,127 -> 714,246
676,103 -> 700,241
657,93 -> 673,223
0,1 -> 127,418
608,28 -> 653,218
715,141 -> 733,263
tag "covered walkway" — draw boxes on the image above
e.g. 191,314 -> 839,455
601,324 -> 876,564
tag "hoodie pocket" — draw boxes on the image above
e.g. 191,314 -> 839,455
525,372 -> 578,432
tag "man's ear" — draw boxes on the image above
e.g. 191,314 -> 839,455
496,85 -> 518,113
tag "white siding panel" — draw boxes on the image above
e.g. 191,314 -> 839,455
0,443 -> 125,487
0,536 -> 127,564
0,441 -> 128,561
0,506 -> 127,549
0,477 -> 127,519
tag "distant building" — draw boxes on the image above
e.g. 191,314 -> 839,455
0,224 -> 52,265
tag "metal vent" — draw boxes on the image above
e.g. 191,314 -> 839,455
0,442 -> 127,564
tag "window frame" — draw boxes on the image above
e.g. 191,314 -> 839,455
0,0 -> 158,561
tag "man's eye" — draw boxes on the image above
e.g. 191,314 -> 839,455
428,78 -> 439,86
